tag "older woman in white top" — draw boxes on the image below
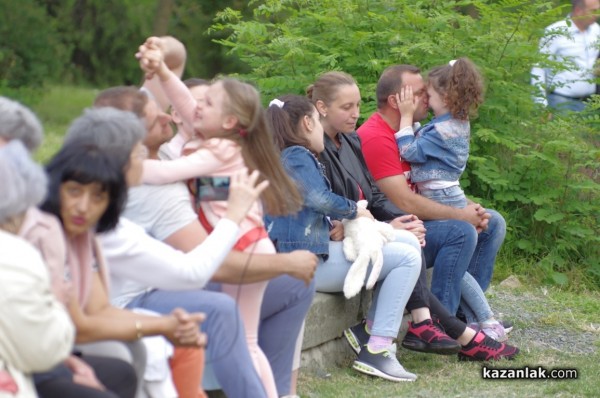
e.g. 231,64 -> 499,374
0,139 -> 75,398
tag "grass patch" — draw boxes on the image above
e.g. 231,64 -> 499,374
31,85 -> 99,163
298,287 -> 600,397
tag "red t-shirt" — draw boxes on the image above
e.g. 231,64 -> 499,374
357,112 -> 415,191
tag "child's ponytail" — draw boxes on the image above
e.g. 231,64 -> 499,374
266,95 -> 314,152
428,57 -> 484,120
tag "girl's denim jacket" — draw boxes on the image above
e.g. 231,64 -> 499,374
396,112 -> 470,184
265,146 -> 357,259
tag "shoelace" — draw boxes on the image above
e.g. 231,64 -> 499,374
480,335 -> 503,350
432,317 -> 450,333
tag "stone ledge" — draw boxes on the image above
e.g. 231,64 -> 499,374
205,290 -> 411,393
300,291 -> 411,370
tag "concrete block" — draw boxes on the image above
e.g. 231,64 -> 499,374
302,291 -> 371,350
300,290 -> 412,371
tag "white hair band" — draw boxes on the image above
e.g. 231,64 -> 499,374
269,99 -> 285,108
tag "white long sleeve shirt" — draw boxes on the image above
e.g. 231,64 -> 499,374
531,17 -> 600,106
101,216 -> 238,308
0,231 -> 75,396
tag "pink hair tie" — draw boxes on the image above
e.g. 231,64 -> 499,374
239,128 -> 248,137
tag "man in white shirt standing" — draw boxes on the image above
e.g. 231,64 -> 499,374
531,0 -> 600,112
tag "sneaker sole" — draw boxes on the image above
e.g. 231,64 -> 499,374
344,329 -> 361,355
504,326 -> 514,334
352,360 -> 417,382
401,337 -> 461,355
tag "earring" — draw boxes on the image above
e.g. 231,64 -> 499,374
321,113 -> 327,118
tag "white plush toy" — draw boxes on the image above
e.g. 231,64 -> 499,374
341,200 -> 396,299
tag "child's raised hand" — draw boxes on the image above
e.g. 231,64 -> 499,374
396,85 -> 419,118
224,168 -> 270,225
135,37 -> 166,80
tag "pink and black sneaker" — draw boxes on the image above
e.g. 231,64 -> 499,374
458,331 -> 520,361
401,318 -> 461,355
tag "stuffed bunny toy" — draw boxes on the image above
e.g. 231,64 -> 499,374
341,200 -> 396,298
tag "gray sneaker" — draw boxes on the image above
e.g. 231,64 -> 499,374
353,344 -> 417,382
344,320 -> 370,355
468,321 -> 508,342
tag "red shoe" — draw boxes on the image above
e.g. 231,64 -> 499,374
458,331 -> 520,361
401,319 -> 461,355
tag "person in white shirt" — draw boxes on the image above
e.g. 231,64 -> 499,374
94,84 -> 318,398
531,0 -> 600,112
0,139 -> 75,398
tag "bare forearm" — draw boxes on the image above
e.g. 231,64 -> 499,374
72,303 -> 174,343
394,190 -> 463,221
211,251 -> 290,284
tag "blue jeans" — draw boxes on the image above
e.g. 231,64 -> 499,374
419,185 -> 467,209
467,209 -> 506,292
460,272 -> 494,323
548,93 -> 587,113
259,275 -> 316,396
315,239 -> 421,338
424,209 -> 505,315
126,287 -> 267,398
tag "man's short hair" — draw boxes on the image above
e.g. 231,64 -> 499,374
94,86 -> 149,118
376,65 -> 421,108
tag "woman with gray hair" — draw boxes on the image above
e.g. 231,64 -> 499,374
1,102 -> 140,398
0,96 -> 43,151
0,140 -> 74,397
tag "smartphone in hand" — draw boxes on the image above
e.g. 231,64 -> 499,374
194,176 -> 231,202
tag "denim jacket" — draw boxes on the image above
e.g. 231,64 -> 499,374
265,146 -> 357,258
396,113 -> 470,184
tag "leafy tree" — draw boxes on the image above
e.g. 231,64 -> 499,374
168,0 -> 250,80
0,0 -> 65,101
51,0 -> 155,85
212,0 -> 600,288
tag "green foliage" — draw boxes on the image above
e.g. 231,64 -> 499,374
31,85 -> 99,164
212,0 -> 600,289
168,0 -> 251,80
0,0 -> 65,100
47,0 -> 155,85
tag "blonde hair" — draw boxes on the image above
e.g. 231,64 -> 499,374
306,71 -> 357,107
218,78 -> 302,215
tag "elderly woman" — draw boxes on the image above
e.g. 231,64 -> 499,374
1,97 -> 143,398
0,139 -> 74,397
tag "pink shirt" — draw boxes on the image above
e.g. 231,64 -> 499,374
19,207 -> 109,308
141,72 -> 265,245
18,208 -> 67,304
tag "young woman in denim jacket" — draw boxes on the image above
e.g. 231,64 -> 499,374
264,95 -> 423,383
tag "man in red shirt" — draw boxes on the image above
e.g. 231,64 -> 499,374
358,64 -> 506,318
